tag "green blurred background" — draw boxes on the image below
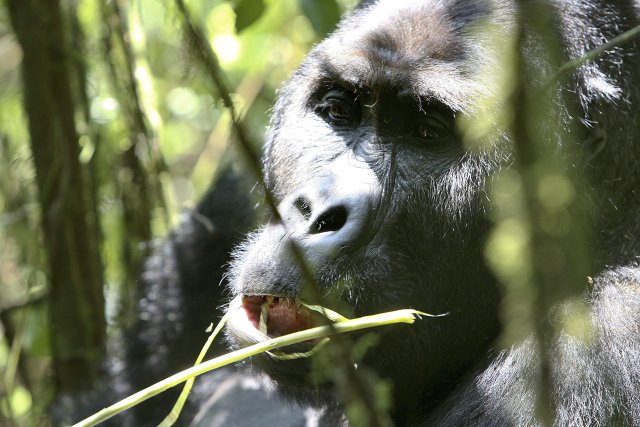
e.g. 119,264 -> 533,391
0,0 -> 355,424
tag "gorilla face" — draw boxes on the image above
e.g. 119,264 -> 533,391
226,0 -> 508,414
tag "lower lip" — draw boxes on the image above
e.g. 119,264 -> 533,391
226,295 -> 270,346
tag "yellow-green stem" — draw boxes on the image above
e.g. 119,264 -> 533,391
70,309 -> 426,427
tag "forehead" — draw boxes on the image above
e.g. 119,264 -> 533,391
302,0 -> 508,109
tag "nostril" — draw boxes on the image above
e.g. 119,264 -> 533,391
293,196 -> 312,220
309,206 -> 348,234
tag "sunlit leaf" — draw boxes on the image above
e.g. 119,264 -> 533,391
300,0 -> 340,36
233,0 -> 266,33
0,385 -> 32,418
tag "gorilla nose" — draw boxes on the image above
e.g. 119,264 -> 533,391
293,196 -> 356,235
308,205 -> 349,234
283,189 -> 369,256
291,195 -> 351,235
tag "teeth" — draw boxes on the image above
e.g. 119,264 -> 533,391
259,297 -> 271,334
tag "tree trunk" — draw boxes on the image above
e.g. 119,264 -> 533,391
6,0 -> 106,394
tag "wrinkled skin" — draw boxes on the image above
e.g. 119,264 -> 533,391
225,0 -> 640,425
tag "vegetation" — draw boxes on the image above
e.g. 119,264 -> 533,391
1,0 -> 638,426
0,0 -> 350,425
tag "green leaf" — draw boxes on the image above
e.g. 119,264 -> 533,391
300,0 -> 341,36
233,0 -> 266,33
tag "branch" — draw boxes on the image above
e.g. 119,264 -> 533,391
543,24 -> 640,91
71,309 -> 425,427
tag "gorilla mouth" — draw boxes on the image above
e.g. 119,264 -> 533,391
226,294 -> 342,384
242,295 -> 314,337
226,294 -> 322,347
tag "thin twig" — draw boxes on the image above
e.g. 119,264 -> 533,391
70,309 -> 425,427
542,24 -> 640,91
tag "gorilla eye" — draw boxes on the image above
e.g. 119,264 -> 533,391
414,111 -> 455,142
316,89 -> 361,126
329,103 -> 350,121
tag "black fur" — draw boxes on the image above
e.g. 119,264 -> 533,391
86,164 -> 257,427
224,0 -> 640,425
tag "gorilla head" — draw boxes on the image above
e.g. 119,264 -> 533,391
224,0 -> 640,424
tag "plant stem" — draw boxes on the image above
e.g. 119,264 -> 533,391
71,309 -> 426,427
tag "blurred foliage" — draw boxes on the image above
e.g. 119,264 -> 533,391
0,0 -> 353,424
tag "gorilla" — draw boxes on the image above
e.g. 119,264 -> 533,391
219,0 -> 640,426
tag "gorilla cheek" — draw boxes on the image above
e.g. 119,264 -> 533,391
232,223 -> 302,298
